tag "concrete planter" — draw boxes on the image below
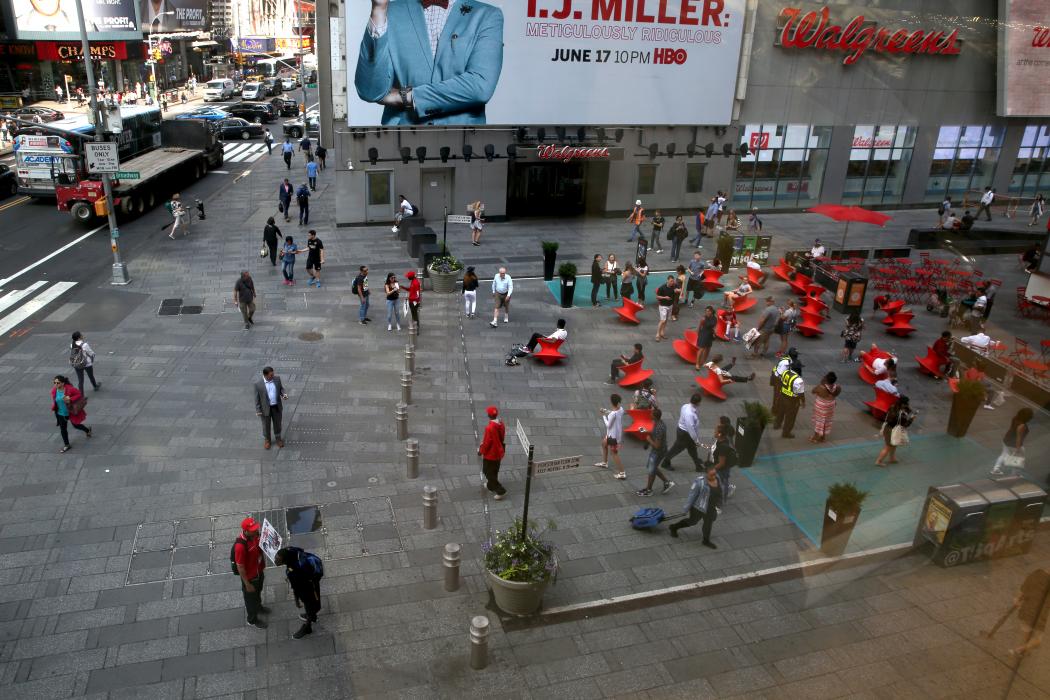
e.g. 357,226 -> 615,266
429,267 -> 460,294
486,570 -> 549,616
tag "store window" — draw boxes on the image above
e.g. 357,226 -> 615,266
685,162 -> 706,194
637,164 -> 657,196
1009,124 -> 1050,199
367,171 -> 391,206
732,124 -> 832,210
926,125 -> 1005,202
842,125 -> 917,205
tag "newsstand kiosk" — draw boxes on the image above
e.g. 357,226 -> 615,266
914,476 -> 1045,567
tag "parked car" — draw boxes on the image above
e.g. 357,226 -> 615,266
262,78 -> 283,96
241,82 -> 264,100
232,80 -> 245,96
203,79 -> 235,101
8,106 -> 64,122
175,107 -> 230,122
226,102 -> 276,123
280,76 -> 298,91
0,163 -> 17,197
217,118 -> 264,140
269,96 -> 299,117
282,111 -> 319,139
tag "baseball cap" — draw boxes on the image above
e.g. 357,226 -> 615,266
406,270 -> 416,279
241,517 -> 260,533
635,199 -> 642,206
486,406 -> 499,418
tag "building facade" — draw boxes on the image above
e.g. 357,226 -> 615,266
321,0 -> 1050,225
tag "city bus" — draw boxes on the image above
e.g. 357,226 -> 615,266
254,56 -> 298,80
14,105 -> 162,197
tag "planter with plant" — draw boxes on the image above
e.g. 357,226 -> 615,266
542,241 -> 560,281
821,482 -> 868,556
558,262 -> 577,308
428,253 -> 463,294
483,518 -> 558,616
947,378 -> 986,437
735,401 -> 772,467
716,232 -> 736,270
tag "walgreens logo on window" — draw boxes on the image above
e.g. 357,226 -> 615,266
852,136 -> 894,148
749,132 -> 770,150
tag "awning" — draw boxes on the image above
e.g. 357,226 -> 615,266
192,41 -> 219,48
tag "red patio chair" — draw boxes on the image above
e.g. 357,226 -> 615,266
730,294 -> 757,313
795,311 -> 826,338
859,345 -> 893,384
801,296 -> 827,316
864,387 -> 898,421
885,318 -> 917,337
788,273 -> 813,296
623,408 -> 655,441
702,269 -> 726,293
613,297 -> 644,324
882,311 -> 915,326
915,346 -> 950,379
617,359 -> 654,388
673,330 -> 699,364
531,337 -> 567,365
746,266 -> 766,289
715,310 -> 730,341
695,370 -> 728,400
879,299 -> 906,315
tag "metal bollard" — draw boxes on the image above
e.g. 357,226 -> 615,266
401,371 -> 413,406
470,615 -> 490,670
406,439 -> 419,479
423,485 -> 438,529
404,344 -> 415,375
409,322 -> 418,349
443,543 -> 461,592
395,403 -> 408,441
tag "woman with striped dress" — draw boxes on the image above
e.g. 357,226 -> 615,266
810,372 -> 841,443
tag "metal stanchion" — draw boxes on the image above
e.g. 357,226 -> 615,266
470,616 -> 490,670
423,485 -> 438,530
404,344 -> 415,375
401,371 -> 413,406
396,403 -> 408,441
443,543 -> 461,592
406,438 -> 419,479
409,322 -> 418,349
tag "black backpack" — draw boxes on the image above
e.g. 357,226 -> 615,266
229,536 -> 247,575
297,193 -> 308,207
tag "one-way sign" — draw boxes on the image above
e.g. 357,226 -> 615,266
532,455 -> 582,475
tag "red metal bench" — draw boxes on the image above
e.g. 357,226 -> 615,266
772,258 -> 793,283
746,265 -> 766,289
788,273 -> 814,296
879,299 -> 906,315
795,311 -> 826,338
695,369 -> 728,400
672,330 -> 699,364
730,294 -> 757,313
701,269 -> 726,293
859,345 -> 893,385
915,346 -> 950,379
882,311 -> 915,326
801,296 -> 827,316
531,337 -> 567,365
885,317 -> 917,337
617,359 -> 654,388
863,387 -> 898,421
623,408 -> 655,441
613,297 -> 644,324
715,309 -> 731,341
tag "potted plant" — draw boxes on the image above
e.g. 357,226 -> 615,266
821,482 -> 869,556
947,378 -> 986,437
558,262 -> 577,309
716,232 -> 736,271
428,252 -> 463,294
542,241 -> 560,281
735,401 -> 772,467
483,518 -> 558,616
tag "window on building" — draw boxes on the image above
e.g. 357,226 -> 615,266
1009,124 -> 1050,199
732,124 -> 832,210
367,171 -> 391,206
637,164 -> 657,195
925,125 -> 1005,202
685,162 -> 706,193
842,125 -> 917,205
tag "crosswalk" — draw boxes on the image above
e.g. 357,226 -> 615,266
222,142 -> 270,164
0,281 -> 77,337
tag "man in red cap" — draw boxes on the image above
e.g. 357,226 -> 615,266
478,406 -> 507,499
234,517 -> 269,628
406,270 -> 422,334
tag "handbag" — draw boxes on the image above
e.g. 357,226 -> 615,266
69,396 -> 88,414
890,425 -> 909,446
278,202 -> 284,213
259,245 -> 268,258
1002,448 -> 1025,468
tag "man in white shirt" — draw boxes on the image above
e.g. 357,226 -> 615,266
875,377 -> 900,397
871,356 -> 897,378
977,186 -> 995,221
490,268 -> 513,327
595,394 -> 626,479
809,239 -> 826,259
524,319 -> 567,353
660,394 -> 704,472
393,195 -> 414,230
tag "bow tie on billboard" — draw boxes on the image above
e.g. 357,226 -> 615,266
420,0 -> 449,8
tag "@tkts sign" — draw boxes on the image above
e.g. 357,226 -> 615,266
537,145 -> 610,163
776,6 -> 963,65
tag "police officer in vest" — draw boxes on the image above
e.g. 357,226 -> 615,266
770,348 -> 799,430
777,360 -> 806,438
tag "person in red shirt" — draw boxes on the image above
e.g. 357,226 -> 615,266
234,518 -> 269,628
478,405 -> 507,499
932,330 -> 954,376
406,270 -> 422,334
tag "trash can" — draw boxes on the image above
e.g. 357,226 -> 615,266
914,477 -> 1046,567
832,273 -> 867,315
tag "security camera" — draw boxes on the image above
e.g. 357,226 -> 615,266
347,159 -> 354,171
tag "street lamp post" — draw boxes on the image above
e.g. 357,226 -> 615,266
147,12 -> 176,101
72,0 -> 129,285
295,0 -> 307,115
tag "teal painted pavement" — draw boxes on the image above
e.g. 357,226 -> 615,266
742,434 -> 1005,553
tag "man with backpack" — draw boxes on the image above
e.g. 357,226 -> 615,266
668,466 -> 721,548
274,547 -> 324,639
296,183 -> 311,225
232,518 -> 269,628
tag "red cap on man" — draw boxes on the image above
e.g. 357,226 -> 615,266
486,406 -> 498,418
241,517 -> 260,534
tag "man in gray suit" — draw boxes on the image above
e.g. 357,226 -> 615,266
254,367 -> 288,449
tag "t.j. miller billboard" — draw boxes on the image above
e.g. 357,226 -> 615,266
997,0 -> 1050,117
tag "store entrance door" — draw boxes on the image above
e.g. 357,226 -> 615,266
420,168 -> 453,220
508,161 -> 609,217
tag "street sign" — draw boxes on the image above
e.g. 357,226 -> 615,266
515,419 -> 530,454
446,214 -> 472,224
114,171 -> 140,180
85,142 -> 119,173
532,455 -> 582,475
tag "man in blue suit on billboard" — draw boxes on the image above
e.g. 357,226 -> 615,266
355,0 -> 504,125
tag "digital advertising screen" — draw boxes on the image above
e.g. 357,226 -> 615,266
997,0 -> 1050,117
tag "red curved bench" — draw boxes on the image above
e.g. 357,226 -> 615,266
879,299 -> 906,315
746,266 -> 766,289
859,346 -> 893,385
695,369 -> 728,400
532,337 -> 567,365
715,309 -> 730,341
805,284 -> 825,299
863,387 -> 898,421
673,329 -> 699,364
882,311 -> 915,326
795,311 -> 826,338
613,297 -> 644,324
730,295 -> 757,313
885,320 -> 916,337
617,359 -> 654,388
701,269 -> 725,293
801,296 -> 827,316
916,346 -> 950,379
787,273 -> 813,296
623,408 -> 655,441
772,259 -> 793,282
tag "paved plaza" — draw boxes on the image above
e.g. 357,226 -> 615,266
0,147 -> 1047,698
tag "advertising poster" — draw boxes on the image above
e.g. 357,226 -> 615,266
12,0 -> 138,35
997,0 -> 1050,116
922,498 -> 952,544
140,0 -> 209,32
345,0 -> 746,126
259,518 -> 283,563
730,234 -> 771,268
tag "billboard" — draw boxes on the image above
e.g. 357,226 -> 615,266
997,0 -> 1050,117
344,0 -> 746,127
12,0 -> 137,36
140,0 -> 209,32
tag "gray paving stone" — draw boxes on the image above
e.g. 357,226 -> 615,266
85,660 -> 163,694
160,650 -> 234,681
95,618 -> 172,648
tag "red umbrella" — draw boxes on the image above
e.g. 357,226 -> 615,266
807,204 -> 893,252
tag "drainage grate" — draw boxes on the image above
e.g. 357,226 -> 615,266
180,305 -> 203,315
158,307 -> 180,316
299,331 -> 324,342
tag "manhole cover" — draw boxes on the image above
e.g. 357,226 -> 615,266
160,298 -> 183,307
299,332 -> 324,342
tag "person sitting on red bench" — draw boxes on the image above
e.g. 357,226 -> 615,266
871,356 -> 897,380
525,318 -> 567,353
746,258 -> 768,286
703,354 -> 756,385
875,376 -> 900,397
608,342 -> 644,385
932,330 -> 955,375
723,277 -> 753,307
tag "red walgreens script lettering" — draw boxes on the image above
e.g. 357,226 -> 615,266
778,6 -> 962,65
537,145 -> 610,162
1033,26 -> 1050,48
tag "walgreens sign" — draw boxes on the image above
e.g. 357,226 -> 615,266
776,6 -> 962,66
